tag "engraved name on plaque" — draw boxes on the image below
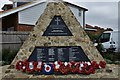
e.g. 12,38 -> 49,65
28,46 -> 90,62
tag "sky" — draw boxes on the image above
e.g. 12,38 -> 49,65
0,0 -> 119,31
0,0 -> 12,11
79,2 -> 118,31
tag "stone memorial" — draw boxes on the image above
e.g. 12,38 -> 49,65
5,1 -> 106,76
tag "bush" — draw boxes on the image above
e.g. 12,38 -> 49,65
105,59 -> 113,64
2,49 -> 18,66
87,33 -> 100,41
102,52 -> 120,64
96,43 -> 104,54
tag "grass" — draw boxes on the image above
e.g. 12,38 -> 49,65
102,52 -> 120,64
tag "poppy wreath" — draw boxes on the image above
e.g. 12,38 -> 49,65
34,61 -> 43,72
21,59 -> 28,72
69,61 -> 79,73
53,61 -> 61,72
26,61 -> 35,73
78,62 -> 85,74
59,62 -> 70,74
16,61 -> 23,70
16,60 -> 106,75
78,62 -> 95,74
83,62 -> 95,75
91,61 -> 99,69
99,61 -> 106,68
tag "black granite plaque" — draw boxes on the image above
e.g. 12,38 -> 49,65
42,16 -> 73,36
28,46 -> 90,62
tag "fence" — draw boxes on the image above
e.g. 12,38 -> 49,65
0,31 -> 30,51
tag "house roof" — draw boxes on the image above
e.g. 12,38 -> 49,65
65,2 -> 88,11
84,28 -> 97,31
0,0 -> 88,18
2,4 -> 13,10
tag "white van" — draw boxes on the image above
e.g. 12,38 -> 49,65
95,31 -> 120,52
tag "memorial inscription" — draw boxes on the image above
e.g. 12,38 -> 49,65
43,16 -> 73,36
28,46 -> 90,62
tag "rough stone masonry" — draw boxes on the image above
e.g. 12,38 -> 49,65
11,2 -> 104,67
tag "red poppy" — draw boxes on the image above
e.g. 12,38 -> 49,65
89,66 -> 95,74
99,61 -> 106,68
78,62 -> 84,74
59,62 -> 70,74
16,61 -> 23,70
34,61 -> 43,72
91,61 -> 99,69
84,63 -> 90,74
21,60 -> 28,72
69,61 -> 79,73
53,61 -> 60,72
85,65 -> 95,74
26,61 -> 35,73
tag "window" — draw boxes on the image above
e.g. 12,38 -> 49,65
99,33 -> 110,43
78,9 -> 81,16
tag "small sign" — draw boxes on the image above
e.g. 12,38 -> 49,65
42,16 -> 73,36
28,46 -> 90,62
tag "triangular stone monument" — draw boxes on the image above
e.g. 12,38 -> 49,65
11,2 -> 104,67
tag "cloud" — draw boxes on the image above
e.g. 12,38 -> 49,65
0,0 -> 12,11
79,2 -> 118,31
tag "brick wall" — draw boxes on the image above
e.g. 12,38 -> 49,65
17,24 -> 34,31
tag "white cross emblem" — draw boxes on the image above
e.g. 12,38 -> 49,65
55,17 -> 61,25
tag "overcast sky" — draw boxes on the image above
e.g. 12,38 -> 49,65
0,0 -> 119,31
79,2 -> 118,31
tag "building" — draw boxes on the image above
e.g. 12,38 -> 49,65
2,4 -> 13,11
84,24 -> 113,38
0,0 -> 88,31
